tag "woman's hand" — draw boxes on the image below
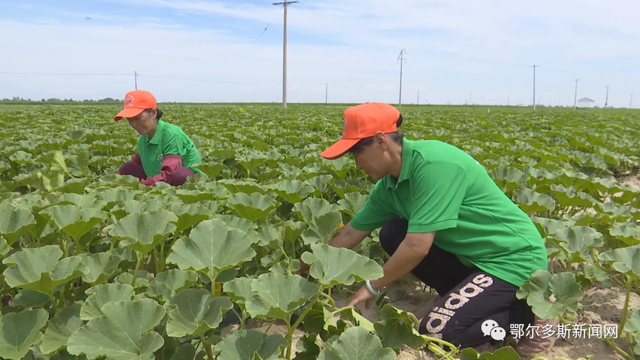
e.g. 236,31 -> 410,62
348,285 -> 376,310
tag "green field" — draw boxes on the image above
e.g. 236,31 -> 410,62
1,104 -> 640,360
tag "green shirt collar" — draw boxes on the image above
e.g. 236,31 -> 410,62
387,137 -> 414,189
147,119 -> 165,145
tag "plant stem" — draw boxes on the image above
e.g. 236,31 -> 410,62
604,338 -> 634,360
58,284 -> 66,308
558,314 -> 569,325
618,275 -> 632,338
231,308 -> 244,329
131,252 -> 144,287
420,335 -> 459,354
201,335 -> 214,360
286,297 -> 318,360
160,242 -> 165,272
265,318 -> 276,333
626,332 -> 635,358
320,291 -> 336,308
50,294 -> 58,312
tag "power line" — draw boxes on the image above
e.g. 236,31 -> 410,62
140,74 -> 268,86
0,72 -> 131,76
273,1 -> 298,109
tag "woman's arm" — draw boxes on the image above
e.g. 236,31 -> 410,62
140,155 -> 183,186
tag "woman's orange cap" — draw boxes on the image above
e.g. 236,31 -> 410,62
114,90 -> 157,121
320,102 -> 400,160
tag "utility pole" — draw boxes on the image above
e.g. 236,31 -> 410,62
134,71 -> 138,90
631,93 -> 634,108
397,49 -> 406,107
273,1 -> 298,109
417,90 -> 419,105
325,83 -> 328,105
573,79 -> 580,109
605,85 -> 609,108
530,65 -> 539,110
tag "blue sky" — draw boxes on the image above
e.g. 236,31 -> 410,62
1,0 -> 639,107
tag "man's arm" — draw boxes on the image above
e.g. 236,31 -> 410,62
328,223 -> 373,249
369,232 -> 434,290
298,223 -> 372,274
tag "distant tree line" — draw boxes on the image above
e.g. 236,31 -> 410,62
1,97 -> 123,103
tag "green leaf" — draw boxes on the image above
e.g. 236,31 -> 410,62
491,165 -> 531,193
373,304 -> 426,350
581,264 -> 613,288
516,270 -> 582,319
624,309 -> 640,333
513,188 -> 556,214
215,329 -> 288,360
146,269 -> 198,303
0,309 -> 49,360
228,192 -> 279,222
223,277 -> 253,304
68,299 -> 166,360
109,210 -> 177,255
598,245 -> 640,277
293,198 -> 340,223
14,289 -> 51,307
337,308 -> 375,333
552,226 -> 604,263
301,244 -> 383,286
317,327 -> 396,360
40,304 -> 82,354
80,283 -> 135,320
268,181 -> 314,204
167,219 -> 256,281
246,273 -> 320,320
170,203 -> 211,233
2,245 -> 89,295
0,236 -> 10,257
609,222 -> 640,246
477,347 -> 521,360
166,289 -> 233,337
302,302 -> 334,334
80,251 -> 123,285
170,344 -> 205,360
293,334 -> 321,360
0,201 -> 36,245
41,204 -> 106,241
301,211 -> 342,246
337,192 -> 368,217
195,163 -> 226,178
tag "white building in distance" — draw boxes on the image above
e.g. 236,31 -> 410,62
577,97 -> 596,108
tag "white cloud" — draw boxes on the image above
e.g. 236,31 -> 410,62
1,0 -> 639,106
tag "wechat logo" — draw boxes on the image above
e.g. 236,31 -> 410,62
481,319 -> 506,341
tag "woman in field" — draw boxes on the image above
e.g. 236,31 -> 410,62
114,90 -> 201,186
299,102 -> 555,355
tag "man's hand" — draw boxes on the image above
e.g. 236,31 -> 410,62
348,285 -> 376,309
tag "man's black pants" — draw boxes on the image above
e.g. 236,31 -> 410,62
379,218 -> 535,348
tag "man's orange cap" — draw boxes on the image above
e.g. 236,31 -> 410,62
114,90 -> 157,121
320,102 -> 400,160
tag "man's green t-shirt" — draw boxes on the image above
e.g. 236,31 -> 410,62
349,137 -> 548,287
137,119 -> 202,176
